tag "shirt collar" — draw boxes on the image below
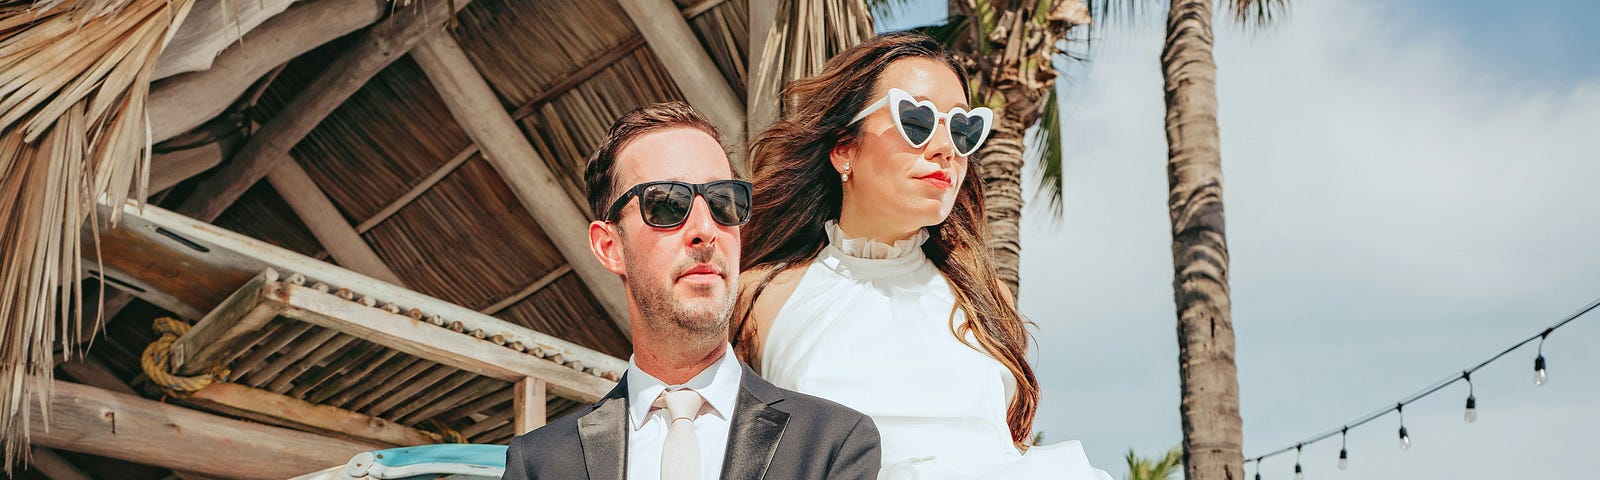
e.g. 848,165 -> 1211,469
625,343 -> 743,430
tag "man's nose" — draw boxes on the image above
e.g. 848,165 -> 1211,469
681,195 -> 718,247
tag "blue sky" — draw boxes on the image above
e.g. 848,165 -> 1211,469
878,1 -> 1600,479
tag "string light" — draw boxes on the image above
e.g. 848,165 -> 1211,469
1293,444 -> 1304,480
1396,404 -> 1410,450
1534,328 -> 1551,386
1337,427 -> 1349,470
1241,295 -> 1598,470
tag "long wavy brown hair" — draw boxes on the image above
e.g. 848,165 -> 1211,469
734,32 -> 1040,446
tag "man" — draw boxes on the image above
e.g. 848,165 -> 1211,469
503,102 -> 881,480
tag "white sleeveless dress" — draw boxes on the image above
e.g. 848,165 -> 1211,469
761,221 -> 1112,480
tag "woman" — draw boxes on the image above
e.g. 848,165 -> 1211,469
733,32 -> 1111,479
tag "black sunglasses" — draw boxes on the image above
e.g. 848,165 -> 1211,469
604,180 -> 753,228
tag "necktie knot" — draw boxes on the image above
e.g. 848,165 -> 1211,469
660,388 -> 705,422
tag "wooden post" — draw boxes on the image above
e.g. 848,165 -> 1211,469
410,32 -> 631,335
32,381 -> 379,480
615,0 -> 746,158
513,377 -> 547,435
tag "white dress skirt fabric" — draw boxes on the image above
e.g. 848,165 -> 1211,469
760,221 -> 1112,480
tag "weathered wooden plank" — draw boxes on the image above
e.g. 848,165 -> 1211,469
182,381 -> 439,448
271,283 -> 617,402
152,0 -> 300,79
172,270 -> 285,376
410,32 -> 631,335
32,381 -> 377,479
247,327 -> 341,388
395,377 -> 503,425
382,371 -> 478,421
232,322 -> 315,381
514,377 -> 547,434
98,200 -> 627,387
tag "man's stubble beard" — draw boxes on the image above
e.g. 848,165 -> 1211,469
624,241 -> 737,342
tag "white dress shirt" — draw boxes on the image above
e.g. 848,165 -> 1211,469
625,344 -> 743,480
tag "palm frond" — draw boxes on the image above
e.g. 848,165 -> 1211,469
1225,0 -> 1289,29
0,0 -> 194,471
1028,86 -> 1063,218
910,14 -> 966,47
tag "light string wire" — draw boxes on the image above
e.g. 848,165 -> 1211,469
1243,294 -> 1600,465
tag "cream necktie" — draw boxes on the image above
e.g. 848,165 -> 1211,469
657,388 -> 705,480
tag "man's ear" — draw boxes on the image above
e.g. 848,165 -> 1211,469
589,221 -> 626,276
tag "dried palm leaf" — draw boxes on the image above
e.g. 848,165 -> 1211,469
0,0 -> 194,471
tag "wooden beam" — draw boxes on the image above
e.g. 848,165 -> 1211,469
513,377 -> 546,434
410,33 -> 631,335
272,282 -> 618,402
265,162 -> 405,284
355,145 -> 478,233
152,0 -> 300,79
56,354 -> 136,396
615,0 -> 746,156
679,0 -> 729,18
480,264 -> 571,315
746,0 -> 781,144
27,447 -> 94,480
31,381 -> 379,480
149,0 -> 387,142
170,270 -> 286,376
182,382 -> 440,447
171,0 -> 474,222
150,143 -> 225,193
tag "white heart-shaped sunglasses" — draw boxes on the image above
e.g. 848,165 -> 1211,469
848,88 -> 994,157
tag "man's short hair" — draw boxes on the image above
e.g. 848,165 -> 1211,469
584,101 -> 723,221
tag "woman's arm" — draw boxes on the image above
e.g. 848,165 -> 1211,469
732,265 -> 805,373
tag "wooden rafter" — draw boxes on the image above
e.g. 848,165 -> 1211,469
149,0 -> 387,143
354,145 -> 478,234
480,265 -> 573,315
30,381 -> 378,480
616,0 -> 747,154
181,382 -> 441,447
507,34 -> 649,121
24,447 -> 93,480
265,162 -> 406,284
410,32 -> 631,336
171,0 -> 476,223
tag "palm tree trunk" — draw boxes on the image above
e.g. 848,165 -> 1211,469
980,109 -> 1027,296
1160,0 -> 1244,479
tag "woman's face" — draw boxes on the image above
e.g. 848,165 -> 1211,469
836,57 -> 970,232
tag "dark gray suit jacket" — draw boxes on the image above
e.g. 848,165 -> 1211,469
502,362 -> 881,480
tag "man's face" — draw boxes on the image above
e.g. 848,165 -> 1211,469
589,127 -> 740,338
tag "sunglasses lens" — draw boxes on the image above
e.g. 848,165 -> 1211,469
949,113 -> 988,155
702,181 -> 751,226
639,183 -> 693,227
896,99 -> 936,146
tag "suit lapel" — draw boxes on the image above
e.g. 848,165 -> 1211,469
578,380 -> 629,480
720,364 -> 791,480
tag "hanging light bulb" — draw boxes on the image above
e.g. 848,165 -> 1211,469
1535,329 -> 1551,386
1294,444 -> 1305,480
1338,427 -> 1350,470
1463,371 -> 1478,423
1396,404 -> 1411,450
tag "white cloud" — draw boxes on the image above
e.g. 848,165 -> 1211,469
1018,1 -> 1600,478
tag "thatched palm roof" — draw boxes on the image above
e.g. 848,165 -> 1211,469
1,0 -> 875,477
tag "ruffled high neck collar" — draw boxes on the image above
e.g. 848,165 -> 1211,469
824,220 -> 929,260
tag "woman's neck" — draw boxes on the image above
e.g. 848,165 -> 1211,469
836,210 -> 921,243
